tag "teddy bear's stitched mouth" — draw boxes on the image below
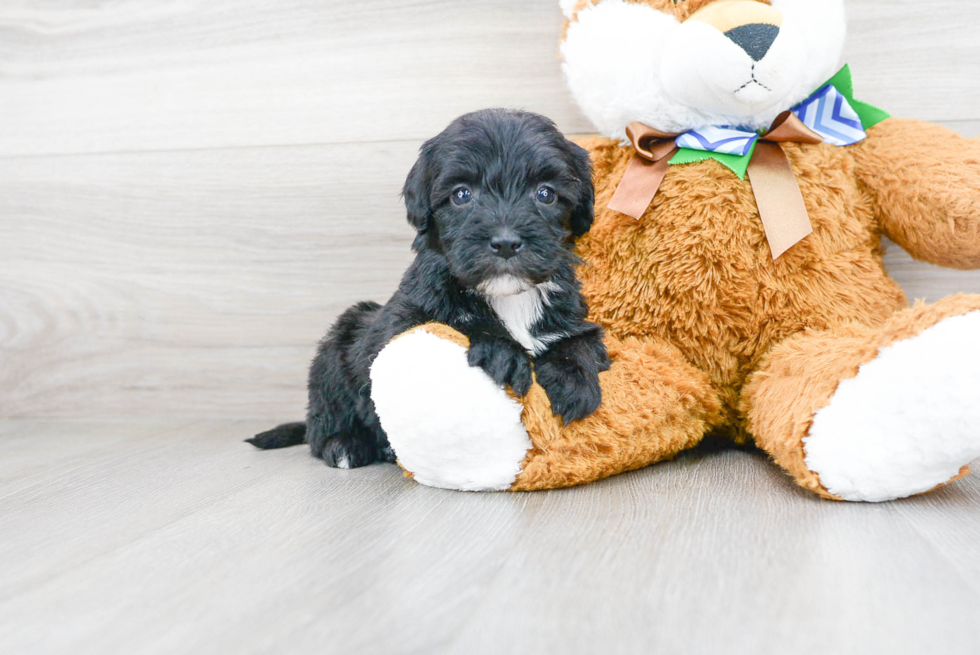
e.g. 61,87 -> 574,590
734,64 -> 772,94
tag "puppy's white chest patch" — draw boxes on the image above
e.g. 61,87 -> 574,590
485,280 -> 561,356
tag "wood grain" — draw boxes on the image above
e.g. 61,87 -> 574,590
844,2 -> 980,123
2,4 -> 979,653
1,420 -> 978,654
0,143 -> 418,418
0,0 -> 978,157
0,0 -> 587,157
1,0 -> 980,419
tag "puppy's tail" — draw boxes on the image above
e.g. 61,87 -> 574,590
246,422 -> 307,449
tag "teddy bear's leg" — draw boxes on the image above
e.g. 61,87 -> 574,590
742,294 -> 980,502
370,324 -> 721,491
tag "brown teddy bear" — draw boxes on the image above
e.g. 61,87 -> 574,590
368,0 -> 980,502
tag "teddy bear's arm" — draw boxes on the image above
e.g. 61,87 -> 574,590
849,117 -> 980,270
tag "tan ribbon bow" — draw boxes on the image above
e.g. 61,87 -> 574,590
607,111 -> 824,260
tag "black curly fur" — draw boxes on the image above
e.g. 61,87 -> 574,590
248,109 -> 608,468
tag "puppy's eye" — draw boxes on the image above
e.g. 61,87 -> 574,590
535,186 -> 556,205
451,186 -> 472,206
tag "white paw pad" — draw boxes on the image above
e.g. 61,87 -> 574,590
369,329 -> 532,491
804,311 -> 980,502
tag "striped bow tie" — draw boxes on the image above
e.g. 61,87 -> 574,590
676,82 -> 869,156
608,65 -> 890,260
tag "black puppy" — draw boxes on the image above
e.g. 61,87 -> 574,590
248,109 -> 609,468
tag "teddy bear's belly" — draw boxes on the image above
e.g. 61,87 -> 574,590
576,146 -> 907,430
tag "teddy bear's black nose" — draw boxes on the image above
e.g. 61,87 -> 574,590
725,23 -> 780,62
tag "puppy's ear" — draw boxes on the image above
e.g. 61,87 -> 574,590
402,140 -> 436,233
566,140 -> 595,237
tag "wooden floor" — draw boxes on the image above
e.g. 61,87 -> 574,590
4,1 -> 980,653
1,419 -> 979,655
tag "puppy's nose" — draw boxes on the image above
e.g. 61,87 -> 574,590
725,23 -> 779,62
489,230 -> 524,259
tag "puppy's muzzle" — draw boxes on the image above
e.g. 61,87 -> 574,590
489,228 -> 524,260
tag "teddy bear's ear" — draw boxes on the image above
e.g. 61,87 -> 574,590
566,140 -> 595,237
401,140 -> 436,234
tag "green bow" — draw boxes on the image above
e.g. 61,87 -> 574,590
669,65 -> 891,179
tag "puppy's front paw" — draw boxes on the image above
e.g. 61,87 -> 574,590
467,338 -> 533,397
534,357 -> 602,425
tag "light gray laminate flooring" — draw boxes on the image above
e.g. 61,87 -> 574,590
2,419 -> 979,655
3,2 -> 980,653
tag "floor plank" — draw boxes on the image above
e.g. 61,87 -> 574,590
0,0 -> 589,156
0,143 -> 419,419
844,2 -> 980,124
0,0 -> 977,156
0,419 -> 200,494
1,421 -> 978,655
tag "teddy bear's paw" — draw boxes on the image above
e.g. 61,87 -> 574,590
369,327 -> 532,491
803,311 -> 980,502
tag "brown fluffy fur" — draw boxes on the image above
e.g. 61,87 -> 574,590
575,131 -> 911,436
399,323 -> 721,491
514,334 -> 721,490
387,115 -> 980,495
566,0 -> 773,24
628,0 -> 772,22
742,294 -> 980,498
